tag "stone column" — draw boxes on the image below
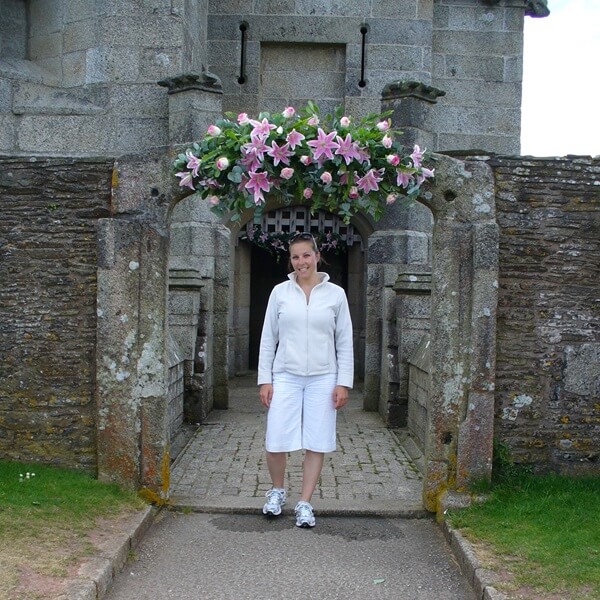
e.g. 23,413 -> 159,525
419,155 -> 499,515
381,81 -> 445,150
391,267 -> 432,427
158,72 -> 223,145
96,218 -> 170,495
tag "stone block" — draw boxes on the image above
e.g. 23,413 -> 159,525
17,115 -> 114,154
0,80 -> 13,112
208,0 -> 253,14
434,30 -> 522,57
254,0 -> 296,13
97,16 -> 183,49
444,54 -> 504,82
85,46 -> 140,84
437,131 -> 518,154
115,116 -> 168,153
366,44 -> 424,72
564,344 -> 600,396
372,0 -> 418,19
110,84 -> 168,118
29,32 -> 63,60
366,19 -> 432,45
436,79 -> 521,108
63,19 -> 99,54
29,0 -> 63,36
62,51 -> 87,87
504,55 -> 522,83
13,81 -> 109,115
368,231 -> 430,265
0,114 -> 16,152
447,4 -> 506,33
139,47 -> 184,80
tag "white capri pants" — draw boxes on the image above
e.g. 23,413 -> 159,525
266,372 -> 338,453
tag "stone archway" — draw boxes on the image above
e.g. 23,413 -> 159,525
94,151 -> 499,511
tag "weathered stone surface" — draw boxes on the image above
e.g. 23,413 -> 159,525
490,155 -> 600,474
0,156 -> 113,469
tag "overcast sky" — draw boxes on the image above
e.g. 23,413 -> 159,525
520,0 -> 600,156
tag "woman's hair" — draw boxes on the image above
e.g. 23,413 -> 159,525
288,231 -> 319,253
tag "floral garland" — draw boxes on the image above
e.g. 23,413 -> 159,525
174,101 -> 435,224
241,225 -> 347,258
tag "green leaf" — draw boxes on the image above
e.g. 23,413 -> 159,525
373,578 -> 385,585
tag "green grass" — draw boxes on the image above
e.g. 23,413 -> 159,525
448,472 -> 600,598
0,460 -> 147,598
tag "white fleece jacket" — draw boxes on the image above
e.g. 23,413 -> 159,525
257,272 -> 354,388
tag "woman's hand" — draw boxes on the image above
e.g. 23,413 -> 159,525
333,385 -> 349,410
259,383 -> 273,408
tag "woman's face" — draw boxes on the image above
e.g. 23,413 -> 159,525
289,240 -> 320,281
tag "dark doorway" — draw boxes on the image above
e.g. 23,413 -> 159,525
248,246 -> 349,368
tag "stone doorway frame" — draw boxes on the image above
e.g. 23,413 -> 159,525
94,152 -> 498,511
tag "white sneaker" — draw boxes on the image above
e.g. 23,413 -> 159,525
295,501 -> 316,528
262,488 -> 286,516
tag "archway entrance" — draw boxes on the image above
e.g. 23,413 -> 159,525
234,205 -> 363,374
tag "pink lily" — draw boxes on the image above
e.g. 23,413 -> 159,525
416,167 -> 435,185
307,128 -> 339,161
176,171 -> 195,190
242,134 -> 269,162
282,106 -> 295,118
335,133 -> 361,165
286,129 -> 305,149
356,168 -> 384,194
245,170 -> 272,204
249,117 -> 277,138
266,140 -> 294,166
237,112 -> 250,125
410,145 -> 424,168
396,169 -> 414,188
185,151 -> 201,177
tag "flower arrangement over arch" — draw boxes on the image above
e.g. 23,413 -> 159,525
174,102 -> 435,223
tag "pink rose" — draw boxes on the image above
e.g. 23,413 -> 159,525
386,154 -> 400,166
280,167 -> 294,180
237,112 -> 250,125
208,195 -> 220,206
207,125 -> 221,136
282,106 -> 296,118
216,156 -> 229,170
307,115 -> 319,126
300,155 -> 312,166
303,188 -> 313,199
382,134 -> 393,149
386,193 -> 397,205
340,116 -> 350,128
376,120 -> 390,132
320,171 -> 332,185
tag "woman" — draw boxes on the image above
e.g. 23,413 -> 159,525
257,232 -> 354,528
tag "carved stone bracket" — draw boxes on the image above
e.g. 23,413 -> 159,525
382,81 -> 446,104
158,71 -> 223,95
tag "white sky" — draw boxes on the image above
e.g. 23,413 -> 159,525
521,0 -> 600,156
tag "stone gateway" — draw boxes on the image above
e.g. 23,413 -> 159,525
2,0 -> 598,512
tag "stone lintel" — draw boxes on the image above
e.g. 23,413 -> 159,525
158,72 -> 223,95
382,80 -> 446,104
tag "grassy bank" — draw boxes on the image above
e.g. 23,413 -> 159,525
0,460 -> 147,599
448,471 -> 600,599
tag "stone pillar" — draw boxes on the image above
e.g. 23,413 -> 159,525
381,81 -> 445,150
96,218 -> 170,495
168,269 -> 205,422
419,155 -> 499,515
158,72 -> 223,145
364,230 -> 430,419
391,267 -> 432,427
